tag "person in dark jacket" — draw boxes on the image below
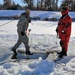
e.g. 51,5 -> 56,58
11,9 -> 33,55
56,6 -> 72,58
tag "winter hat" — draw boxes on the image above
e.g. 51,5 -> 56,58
61,6 -> 69,15
26,9 -> 30,15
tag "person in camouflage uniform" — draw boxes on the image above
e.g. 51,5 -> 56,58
12,9 -> 33,55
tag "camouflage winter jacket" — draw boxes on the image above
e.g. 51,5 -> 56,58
17,12 -> 30,32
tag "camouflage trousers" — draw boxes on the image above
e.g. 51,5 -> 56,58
12,29 -> 30,51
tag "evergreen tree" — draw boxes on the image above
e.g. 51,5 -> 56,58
60,0 -> 75,11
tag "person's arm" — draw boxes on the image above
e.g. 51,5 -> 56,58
63,17 -> 72,37
28,16 -> 31,23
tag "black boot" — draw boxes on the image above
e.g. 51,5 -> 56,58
59,50 -> 67,58
63,50 -> 67,56
57,51 -> 62,55
11,53 -> 17,59
26,51 -> 33,55
11,48 -> 17,55
58,53 -> 63,58
25,45 -> 33,55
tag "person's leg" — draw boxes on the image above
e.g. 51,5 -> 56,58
20,33 -> 33,55
12,37 -> 22,55
58,47 -> 67,58
25,44 -> 33,55
58,41 -> 68,58
57,40 -> 64,54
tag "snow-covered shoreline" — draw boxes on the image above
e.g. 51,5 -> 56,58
0,10 -> 75,21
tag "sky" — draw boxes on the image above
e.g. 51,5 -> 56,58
0,0 -> 24,6
0,0 -> 62,7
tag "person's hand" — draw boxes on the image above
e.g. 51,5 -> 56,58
55,28 -> 58,37
28,19 -> 31,23
21,32 -> 25,36
56,28 -> 58,33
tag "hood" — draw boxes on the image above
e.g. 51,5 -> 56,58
61,6 -> 69,15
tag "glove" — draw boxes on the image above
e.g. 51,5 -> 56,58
28,19 -> 31,23
56,28 -> 58,33
21,32 -> 25,36
55,28 -> 58,36
62,30 -> 66,34
29,29 -> 31,32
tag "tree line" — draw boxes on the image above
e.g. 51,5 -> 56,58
0,0 -> 75,11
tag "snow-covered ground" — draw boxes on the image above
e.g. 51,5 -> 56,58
0,11 -> 75,75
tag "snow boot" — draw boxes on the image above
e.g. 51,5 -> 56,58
25,45 -> 33,55
11,53 -> 17,59
58,50 -> 67,58
11,48 -> 17,55
57,51 -> 62,55
26,51 -> 33,55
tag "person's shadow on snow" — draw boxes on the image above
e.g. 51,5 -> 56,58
57,56 -> 75,64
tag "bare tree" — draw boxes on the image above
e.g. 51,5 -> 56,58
3,0 -> 12,9
37,0 -> 38,9
56,0 -> 58,10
